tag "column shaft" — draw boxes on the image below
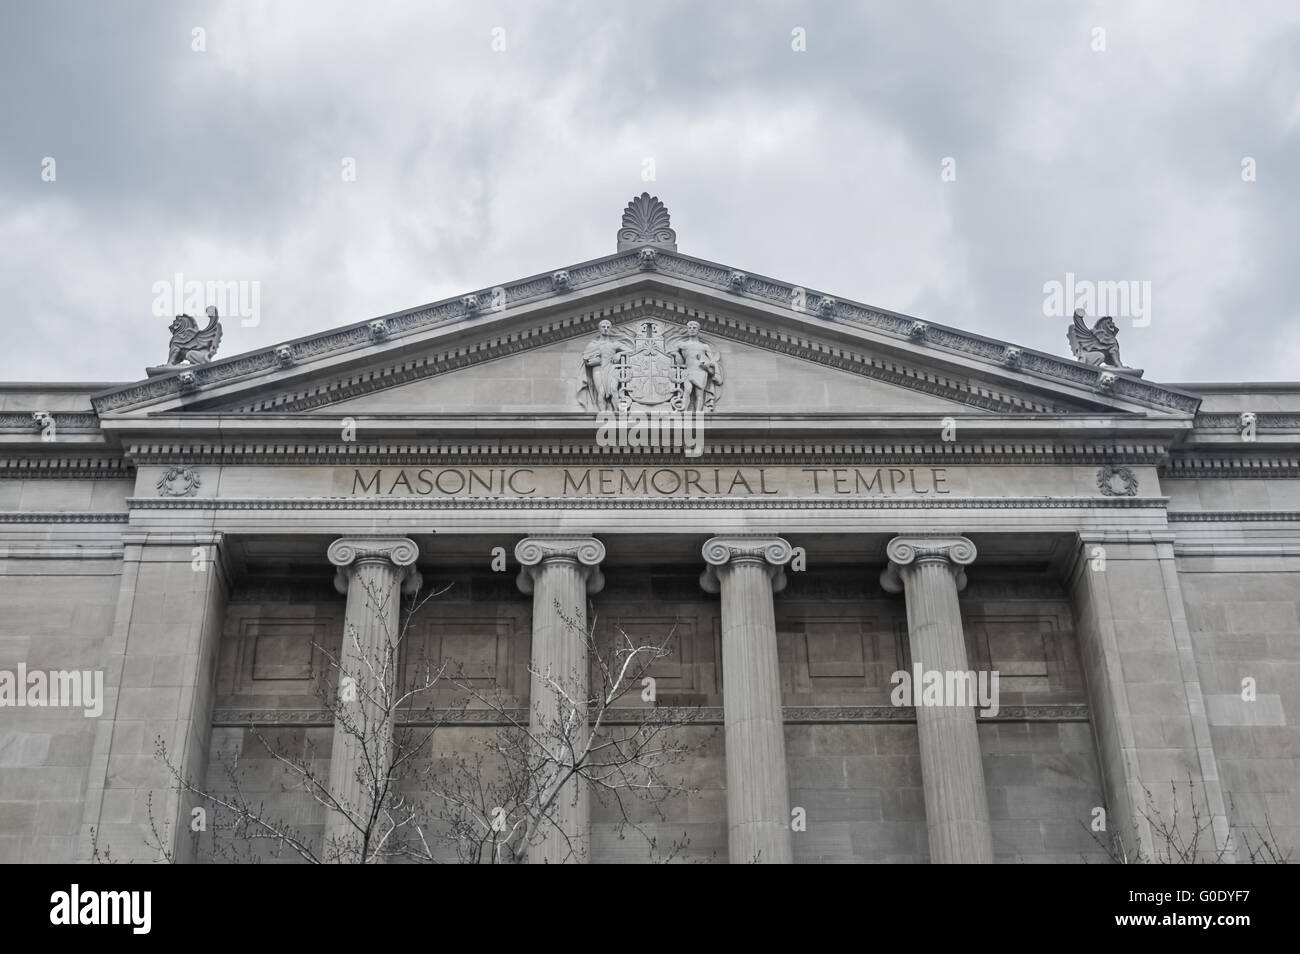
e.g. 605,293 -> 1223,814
702,535 -> 794,864
324,537 -> 419,863
883,534 -> 993,864
516,535 -> 605,864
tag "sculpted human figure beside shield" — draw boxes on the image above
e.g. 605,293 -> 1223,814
670,320 -> 723,412
577,319 -> 630,413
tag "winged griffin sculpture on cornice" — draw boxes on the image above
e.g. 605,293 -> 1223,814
146,306 -> 224,377
1067,308 -> 1142,377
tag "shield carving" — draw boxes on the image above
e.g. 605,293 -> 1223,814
617,320 -> 683,409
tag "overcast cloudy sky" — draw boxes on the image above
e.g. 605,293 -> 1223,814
2,0 -> 1298,385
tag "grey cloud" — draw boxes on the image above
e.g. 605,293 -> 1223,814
1,0 -> 1297,383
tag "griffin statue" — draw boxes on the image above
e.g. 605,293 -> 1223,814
147,306 -> 224,376
1066,309 -> 1142,376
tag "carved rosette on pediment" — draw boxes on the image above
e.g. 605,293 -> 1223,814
327,536 -> 422,596
514,535 -> 606,596
700,535 -> 794,594
879,534 -> 977,593
576,317 -> 724,415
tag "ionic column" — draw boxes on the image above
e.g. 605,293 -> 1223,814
700,535 -> 794,864
515,535 -> 606,864
324,536 -> 421,863
880,534 -> 993,864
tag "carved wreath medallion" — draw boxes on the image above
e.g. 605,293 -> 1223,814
156,465 -> 202,497
1096,465 -> 1139,497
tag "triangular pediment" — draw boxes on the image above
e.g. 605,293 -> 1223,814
90,248 -> 1201,426
320,318 -> 980,417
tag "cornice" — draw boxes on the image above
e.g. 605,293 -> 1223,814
88,248 -> 1201,416
0,412 -> 101,432
1173,543 -> 1300,557
0,457 -> 133,479
210,702 -> 1090,727
675,303 -> 1054,414
91,259 -> 646,413
658,257 -> 1196,413
0,511 -> 129,523
119,440 -> 1172,467
1162,454 -> 1300,478
1167,510 -> 1300,522
1194,412 -> 1300,431
128,495 -> 1167,511
222,300 -> 1057,417
0,545 -> 124,559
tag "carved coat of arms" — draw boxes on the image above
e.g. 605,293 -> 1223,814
577,319 -> 723,414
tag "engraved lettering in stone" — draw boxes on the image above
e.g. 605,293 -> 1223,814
435,470 -> 465,494
727,471 -> 753,494
563,469 -> 592,495
619,470 -> 647,495
507,469 -> 536,495
802,468 -> 830,493
651,469 -> 682,494
346,465 -> 962,498
856,469 -> 883,493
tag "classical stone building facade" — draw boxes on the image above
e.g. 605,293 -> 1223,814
2,195 -> 1297,863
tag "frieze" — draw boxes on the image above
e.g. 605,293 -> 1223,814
211,703 -> 1089,727
0,412 -> 101,431
659,256 -> 727,285
837,301 -> 914,338
1194,412 -> 1300,430
744,277 -> 795,306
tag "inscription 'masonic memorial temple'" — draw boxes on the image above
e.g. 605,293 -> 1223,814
3,193 -> 1298,863
349,465 -> 956,497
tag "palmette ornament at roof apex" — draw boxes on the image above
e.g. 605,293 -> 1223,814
617,192 -> 677,252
